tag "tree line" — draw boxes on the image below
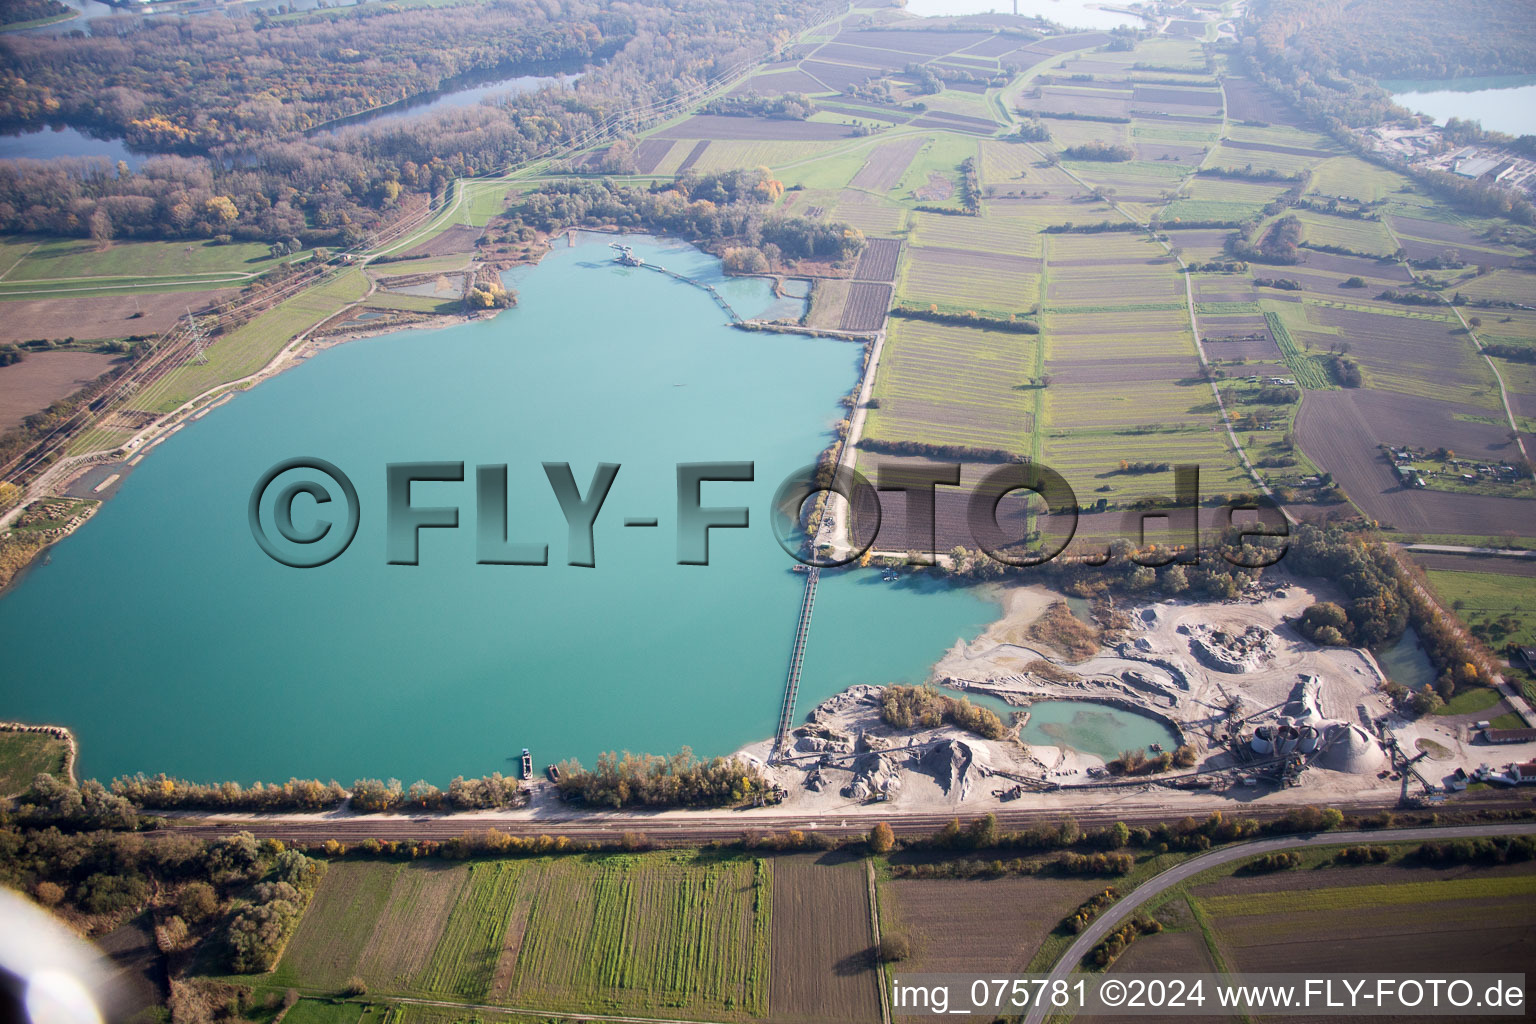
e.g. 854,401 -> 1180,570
108,771 -> 522,813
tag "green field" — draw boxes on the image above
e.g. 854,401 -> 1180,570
142,269 -> 369,416
0,730 -> 69,797
266,852 -> 774,1019
1424,569 -> 1536,649
1,236 -> 291,284
1201,873 -> 1536,918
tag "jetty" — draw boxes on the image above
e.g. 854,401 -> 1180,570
608,242 -> 742,322
771,565 -> 820,762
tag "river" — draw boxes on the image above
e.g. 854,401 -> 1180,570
0,235 -> 1004,786
1381,75 -> 1536,137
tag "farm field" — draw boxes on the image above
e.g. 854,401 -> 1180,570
0,350 -> 119,429
840,282 -> 892,331
901,247 -> 1041,312
265,852 -> 778,1020
0,287 -> 243,343
1189,862 -> 1536,978
864,317 -> 1040,453
0,236 -> 287,284
1422,566 -> 1536,649
769,854 -> 880,1024
883,875 -> 1111,975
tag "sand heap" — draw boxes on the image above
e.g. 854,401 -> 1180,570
1318,723 -> 1389,775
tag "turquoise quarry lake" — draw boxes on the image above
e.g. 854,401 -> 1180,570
1382,75 -> 1536,137
0,236 -> 1002,786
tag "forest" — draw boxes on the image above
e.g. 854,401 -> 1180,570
503,168 -> 866,265
0,0 -> 835,244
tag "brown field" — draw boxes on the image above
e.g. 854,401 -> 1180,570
800,60 -> 883,93
820,102 -> 912,124
1050,355 -> 1196,383
737,68 -> 833,96
1096,919 -> 1237,1024
0,288 -> 240,344
842,282 -> 893,331
887,875 -> 1112,972
1222,75 -> 1296,123
631,138 -> 674,174
1295,249 -> 1414,282
858,455 -> 1045,554
1395,235 -> 1524,269
910,115 -> 994,137
1312,306 -> 1488,403
1387,215 -> 1503,248
1029,91 -> 1132,118
853,237 -> 903,282
959,34 -> 1028,58
655,115 -> 854,142
1293,389 -> 1533,534
1132,85 -> 1222,108
1195,863 -> 1536,983
0,350 -> 119,429
399,224 -> 483,259
1411,551 -> 1536,577
810,42 -> 906,72
769,854 -> 880,1024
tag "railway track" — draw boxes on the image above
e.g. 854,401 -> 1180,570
148,791 -> 1531,846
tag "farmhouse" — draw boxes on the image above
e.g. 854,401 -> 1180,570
1484,727 -> 1536,744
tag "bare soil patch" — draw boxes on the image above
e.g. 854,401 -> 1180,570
801,60 -> 882,93
0,350 -> 119,429
1222,76 -> 1296,123
915,171 -> 955,201
632,138 -> 674,174
769,854 -> 881,1024
0,289 -> 239,344
1411,552 -> 1536,577
889,876 -> 1110,974
398,224 -> 484,259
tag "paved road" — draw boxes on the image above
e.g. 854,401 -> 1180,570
1022,822 -> 1536,1024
